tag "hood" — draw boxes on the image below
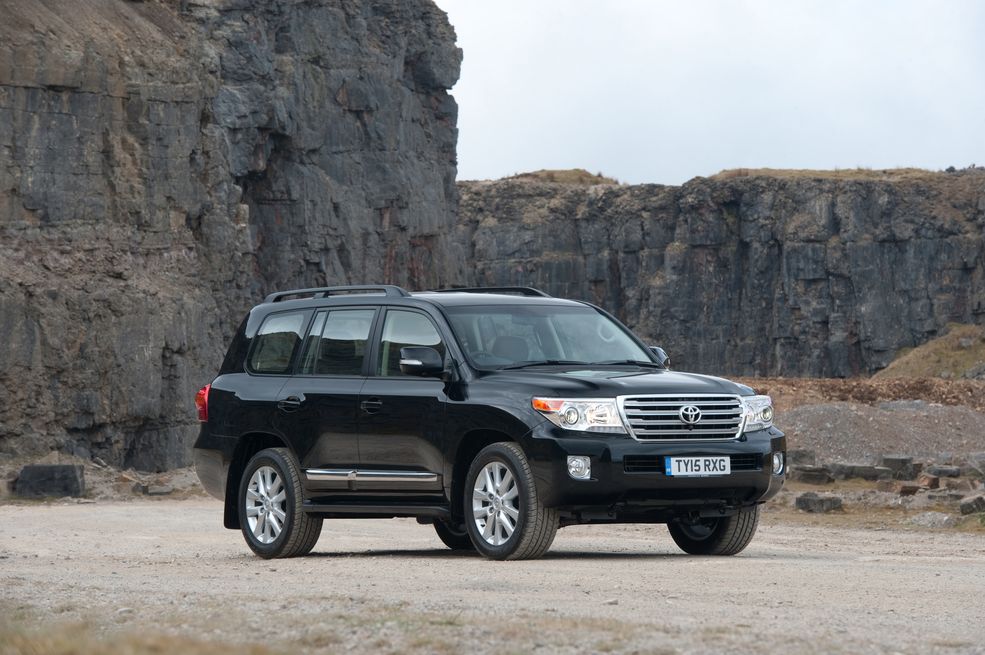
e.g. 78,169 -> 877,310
478,367 -> 751,397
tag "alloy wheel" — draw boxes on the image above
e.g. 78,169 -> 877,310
472,461 -> 520,546
245,465 -> 287,544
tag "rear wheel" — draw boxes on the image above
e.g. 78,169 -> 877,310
464,442 -> 558,560
238,447 -> 322,558
667,505 -> 760,555
432,520 -> 474,551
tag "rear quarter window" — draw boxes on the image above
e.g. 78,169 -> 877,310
247,311 -> 309,374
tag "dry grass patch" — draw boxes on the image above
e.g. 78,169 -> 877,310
872,324 -> 985,380
504,168 -> 620,185
0,621 -> 276,655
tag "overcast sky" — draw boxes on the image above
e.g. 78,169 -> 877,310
434,0 -> 985,185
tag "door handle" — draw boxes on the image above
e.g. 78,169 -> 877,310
277,396 -> 303,412
360,398 -> 383,414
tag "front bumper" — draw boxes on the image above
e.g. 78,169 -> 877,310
525,424 -> 786,521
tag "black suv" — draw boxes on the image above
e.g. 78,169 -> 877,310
194,286 -> 785,560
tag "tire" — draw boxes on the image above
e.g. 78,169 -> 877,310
238,447 -> 323,558
667,505 -> 760,556
464,442 -> 558,560
433,520 -> 474,551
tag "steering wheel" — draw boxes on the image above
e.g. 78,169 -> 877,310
596,323 -> 616,343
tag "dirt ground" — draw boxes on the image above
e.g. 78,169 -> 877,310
2,498 -> 984,655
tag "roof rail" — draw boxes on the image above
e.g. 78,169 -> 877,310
263,285 -> 411,303
430,286 -> 551,298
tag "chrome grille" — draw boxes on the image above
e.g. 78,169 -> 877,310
619,395 -> 744,441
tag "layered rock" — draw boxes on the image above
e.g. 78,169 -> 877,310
457,171 -> 985,377
0,0 -> 461,469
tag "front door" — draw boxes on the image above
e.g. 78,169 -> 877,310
357,308 -> 448,492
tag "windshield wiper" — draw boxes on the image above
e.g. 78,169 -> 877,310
592,359 -> 664,368
500,360 -> 589,370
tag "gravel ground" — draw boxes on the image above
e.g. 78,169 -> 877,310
779,400 -> 985,463
2,499 -> 984,655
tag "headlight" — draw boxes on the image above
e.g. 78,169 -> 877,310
742,395 -> 774,432
532,398 -> 626,434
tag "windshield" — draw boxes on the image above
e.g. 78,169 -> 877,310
443,304 -> 654,369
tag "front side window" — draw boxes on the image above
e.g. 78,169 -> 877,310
298,309 -> 376,376
378,310 -> 446,376
248,311 -> 309,374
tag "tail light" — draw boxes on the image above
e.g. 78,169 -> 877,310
195,384 -> 211,422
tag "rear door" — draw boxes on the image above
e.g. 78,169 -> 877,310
356,308 -> 448,492
276,306 -> 377,488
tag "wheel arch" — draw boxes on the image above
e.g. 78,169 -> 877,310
223,432 -> 290,529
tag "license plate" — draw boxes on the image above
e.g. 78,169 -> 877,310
665,456 -> 730,477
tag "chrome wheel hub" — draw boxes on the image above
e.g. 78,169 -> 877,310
472,461 -> 519,546
245,466 -> 287,544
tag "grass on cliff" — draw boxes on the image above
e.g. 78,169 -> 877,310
872,324 -> 985,380
504,169 -> 620,185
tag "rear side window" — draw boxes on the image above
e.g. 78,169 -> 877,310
298,309 -> 376,375
377,310 -> 445,376
248,311 -> 308,374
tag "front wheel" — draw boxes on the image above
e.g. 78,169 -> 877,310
238,447 -> 322,558
667,505 -> 760,556
464,442 -> 558,560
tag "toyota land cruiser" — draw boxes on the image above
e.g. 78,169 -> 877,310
193,285 -> 785,560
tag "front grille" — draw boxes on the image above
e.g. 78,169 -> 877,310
624,454 -> 762,474
619,395 -> 744,440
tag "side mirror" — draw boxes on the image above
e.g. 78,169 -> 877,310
399,347 -> 445,377
649,346 -> 670,368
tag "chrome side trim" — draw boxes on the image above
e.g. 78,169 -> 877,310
306,469 -> 357,482
352,470 -> 439,483
305,469 -> 439,484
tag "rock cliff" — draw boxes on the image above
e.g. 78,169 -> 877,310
0,0 -> 461,470
457,170 -> 985,378
3,3 -> 984,474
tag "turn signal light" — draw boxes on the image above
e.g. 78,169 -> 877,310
195,384 -> 211,422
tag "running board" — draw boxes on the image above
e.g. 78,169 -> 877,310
302,500 -> 450,520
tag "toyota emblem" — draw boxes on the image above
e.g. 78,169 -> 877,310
679,405 -> 702,425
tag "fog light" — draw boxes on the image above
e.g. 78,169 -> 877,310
567,456 -> 591,480
772,452 -> 785,475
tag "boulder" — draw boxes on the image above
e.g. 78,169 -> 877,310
829,464 -> 893,481
959,495 -> 985,515
795,492 -> 843,513
789,466 -> 834,485
880,456 -> 917,480
15,465 -> 85,498
926,465 -> 961,478
916,473 -> 940,489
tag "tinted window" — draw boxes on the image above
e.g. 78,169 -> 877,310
298,309 -> 375,376
378,310 -> 445,376
248,311 -> 308,374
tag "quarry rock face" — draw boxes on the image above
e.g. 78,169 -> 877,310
0,0 -> 462,470
457,173 -> 985,378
